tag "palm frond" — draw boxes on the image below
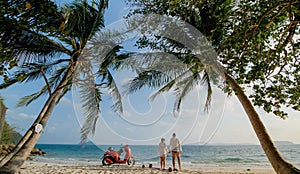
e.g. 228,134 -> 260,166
82,29 -> 128,67
150,80 -> 176,101
79,79 -> 101,144
48,65 -> 70,90
106,70 -> 123,113
0,67 -> 37,90
61,0 -> 106,43
100,45 -> 122,69
0,78 -> 20,90
174,72 -> 202,112
56,85 -> 72,104
0,60 -> 69,90
126,70 -> 172,94
16,86 -> 48,107
2,27 -> 69,63
15,64 -> 70,107
149,65 -> 193,101
201,69 -> 212,112
21,64 -> 49,83
125,51 -> 194,95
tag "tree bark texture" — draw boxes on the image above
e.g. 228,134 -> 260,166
0,100 -> 7,143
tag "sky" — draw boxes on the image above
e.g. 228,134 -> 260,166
1,0 -> 300,145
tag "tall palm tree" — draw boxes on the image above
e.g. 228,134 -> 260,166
123,0 -> 300,172
0,0 -> 124,173
125,40 -> 300,174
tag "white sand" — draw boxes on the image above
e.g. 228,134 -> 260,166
19,161 -> 275,174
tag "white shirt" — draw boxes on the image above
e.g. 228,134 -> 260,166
170,137 -> 182,152
158,142 -> 168,157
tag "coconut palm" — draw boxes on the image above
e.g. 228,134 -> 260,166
125,0 -> 300,173
0,0 -> 125,173
125,39 -> 300,174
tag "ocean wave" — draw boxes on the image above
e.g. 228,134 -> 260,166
33,156 -> 101,165
223,157 -> 243,162
180,154 -> 192,158
217,157 -> 260,163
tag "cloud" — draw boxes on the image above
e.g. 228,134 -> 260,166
46,125 -> 57,133
60,97 -> 72,106
18,113 -> 34,119
7,109 -> 36,121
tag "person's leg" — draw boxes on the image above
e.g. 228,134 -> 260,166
162,156 -> 166,169
160,157 -> 163,169
172,151 -> 176,170
177,153 -> 181,170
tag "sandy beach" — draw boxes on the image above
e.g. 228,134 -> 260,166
19,161 -> 275,174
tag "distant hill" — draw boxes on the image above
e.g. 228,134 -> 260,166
186,142 -> 256,146
0,98 -> 22,145
81,141 -> 96,146
1,121 -> 22,144
274,141 -> 295,145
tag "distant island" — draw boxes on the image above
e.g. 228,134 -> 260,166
81,141 -> 95,145
186,141 -> 296,146
274,141 -> 295,145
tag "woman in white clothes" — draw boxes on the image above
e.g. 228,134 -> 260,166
169,133 -> 182,171
158,138 -> 168,170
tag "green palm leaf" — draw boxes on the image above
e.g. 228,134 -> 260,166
201,69 -> 212,112
61,0 -> 107,45
1,27 -> 70,62
15,65 -> 70,107
127,70 -> 172,94
16,86 -> 48,107
174,71 -> 201,112
0,60 -> 69,90
106,70 -> 123,113
149,67 -> 195,101
79,81 -> 101,144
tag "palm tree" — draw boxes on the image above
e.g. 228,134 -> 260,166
125,43 -> 300,174
122,11 -> 300,174
0,0 -> 124,173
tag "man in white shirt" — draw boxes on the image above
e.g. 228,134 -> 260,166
169,133 -> 182,171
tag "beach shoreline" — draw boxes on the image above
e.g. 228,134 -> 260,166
19,160 -> 276,174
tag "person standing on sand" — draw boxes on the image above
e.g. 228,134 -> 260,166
169,133 -> 182,171
158,138 -> 168,170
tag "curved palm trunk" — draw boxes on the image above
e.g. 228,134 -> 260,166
0,97 -> 58,173
0,100 -> 7,143
0,64 -> 76,173
224,73 -> 300,174
0,93 -> 56,168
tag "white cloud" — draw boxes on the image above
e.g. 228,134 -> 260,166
46,126 -> 57,133
60,97 -> 73,106
7,109 -> 36,121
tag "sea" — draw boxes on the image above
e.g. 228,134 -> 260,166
34,144 -> 300,170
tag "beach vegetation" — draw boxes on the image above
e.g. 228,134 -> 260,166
0,0 -> 124,173
0,0 -> 299,173
125,0 -> 300,173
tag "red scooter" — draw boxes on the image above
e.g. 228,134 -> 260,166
102,145 -> 135,166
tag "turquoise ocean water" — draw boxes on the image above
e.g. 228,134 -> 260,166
34,144 -> 300,170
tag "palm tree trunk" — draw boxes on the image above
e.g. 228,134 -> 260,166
0,94 -> 56,168
223,73 -> 300,174
0,95 -> 58,173
0,63 -> 76,173
0,100 -> 7,143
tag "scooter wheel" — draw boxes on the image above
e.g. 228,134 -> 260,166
127,157 -> 135,166
102,156 -> 115,166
